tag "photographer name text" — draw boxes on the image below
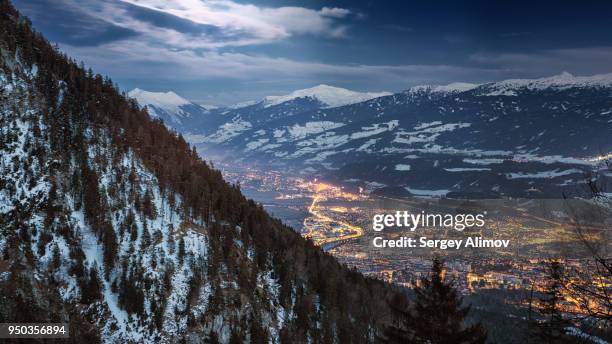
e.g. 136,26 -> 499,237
371,211 -> 510,249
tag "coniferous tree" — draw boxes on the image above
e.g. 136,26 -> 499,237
206,331 -> 220,344
250,317 -> 269,344
126,210 -> 137,241
50,243 -> 61,271
381,292 -> 412,343
178,236 -> 186,264
81,265 -> 102,304
528,261 -> 572,344
82,164 -> 101,229
142,188 -> 156,219
228,329 -> 242,344
141,220 -> 151,251
384,258 -> 486,344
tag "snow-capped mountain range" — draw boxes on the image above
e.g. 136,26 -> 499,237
128,84 -> 391,128
131,72 -> 612,198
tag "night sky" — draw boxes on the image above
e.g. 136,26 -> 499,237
12,0 -> 612,105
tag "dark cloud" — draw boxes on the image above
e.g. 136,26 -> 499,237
14,0 -> 136,46
125,4 -> 225,37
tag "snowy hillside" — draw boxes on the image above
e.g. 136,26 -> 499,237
1,46 -> 283,343
183,73 -> 612,198
0,3 -> 404,343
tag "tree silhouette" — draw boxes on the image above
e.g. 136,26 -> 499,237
528,261 -> 573,344
384,258 -> 486,344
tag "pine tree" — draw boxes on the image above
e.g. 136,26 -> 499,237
141,219 -> 151,251
142,188 -> 157,219
126,210 -> 137,241
206,331 -> 220,344
178,236 -> 185,264
249,315 -> 269,344
384,258 -> 486,344
101,222 -> 118,277
528,261 -> 572,344
381,292 -> 412,343
228,329 -> 243,344
50,243 -> 61,271
81,265 -> 102,304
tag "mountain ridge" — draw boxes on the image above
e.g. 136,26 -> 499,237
128,84 -> 392,120
172,73 -> 612,198
130,71 -> 612,125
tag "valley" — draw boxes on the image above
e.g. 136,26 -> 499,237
172,77 -> 612,339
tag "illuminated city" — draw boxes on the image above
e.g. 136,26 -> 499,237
219,161 -> 611,322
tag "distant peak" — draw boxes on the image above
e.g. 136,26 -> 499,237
262,85 -> 391,108
128,88 -> 195,123
128,88 -> 191,109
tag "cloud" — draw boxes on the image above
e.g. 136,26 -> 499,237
92,44 -> 497,104
26,0 -> 508,104
320,7 -> 351,18
105,0 -> 353,47
27,0 -> 353,49
61,40 -> 501,87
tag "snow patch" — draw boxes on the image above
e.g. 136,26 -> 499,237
444,167 -> 491,172
404,187 -> 450,197
395,164 -> 411,171
506,168 -> 583,179
205,120 -> 252,143
287,121 -> 345,140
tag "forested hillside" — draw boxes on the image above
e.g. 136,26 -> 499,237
0,1 -> 410,342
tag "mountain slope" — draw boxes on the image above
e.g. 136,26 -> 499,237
184,76 -> 612,198
0,2 -> 406,342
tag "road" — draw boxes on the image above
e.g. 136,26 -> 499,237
301,182 -> 365,247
